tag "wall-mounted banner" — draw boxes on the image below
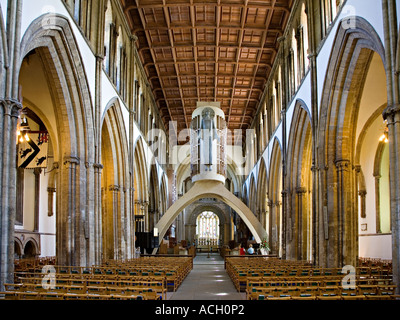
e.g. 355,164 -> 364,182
18,132 -> 49,169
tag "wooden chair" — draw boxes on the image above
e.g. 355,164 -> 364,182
341,295 -> 366,300
364,295 -> 392,300
40,292 -> 64,300
63,293 -> 87,300
357,285 -> 378,296
316,295 -> 341,300
17,292 -> 41,300
1,291 -> 18,300
265,296 -> 292,300
291,294 -> 317,300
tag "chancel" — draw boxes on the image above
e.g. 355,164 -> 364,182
0,0 -> 400,303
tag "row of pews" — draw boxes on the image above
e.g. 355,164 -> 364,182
1,256 -> 193,300
225,256 -> 399,300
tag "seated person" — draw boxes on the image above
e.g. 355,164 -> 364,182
247,244 -> 254,255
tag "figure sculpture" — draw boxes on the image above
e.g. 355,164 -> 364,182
198,108 -> 219,171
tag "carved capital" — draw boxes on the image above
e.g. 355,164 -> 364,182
295,187 -> 307,194
335,159 -> 350,171
95,54 -> 104,62
93,163 -> 104,170
358,190 -> 367,197
277,36 -> 286,43
131,34 -> 138,43
1,99 -> 23,118
63,156 -> 80,167
109,185 -> 120,192
383,103 -> 400,121
47,187 -> 56,193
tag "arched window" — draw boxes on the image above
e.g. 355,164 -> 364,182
196,212 -> 220,245
322,0 -> 344,35
300,3 -> 309,72
104,1 -> 113,74
290,28 -> 298,92
115,27 -> 123,91
73,0 -> 81,23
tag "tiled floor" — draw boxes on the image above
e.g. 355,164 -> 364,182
168,253 -> 246,300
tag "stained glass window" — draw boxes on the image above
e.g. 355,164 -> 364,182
196,212 -> 219,245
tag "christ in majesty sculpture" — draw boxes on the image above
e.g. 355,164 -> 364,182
198,108 -> 220,171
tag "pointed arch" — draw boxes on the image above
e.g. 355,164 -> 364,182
152,180 -> 268,254
249,173 -> 257,216
268,138 -> 283,257
317,16 -> 387,267
19,13 -> 95,266
160,174 -> 168,214
257,157 -> 269,233
148,164 -> 160,232
286,101 -> 313,260
100,98 -> 131,260
133,136 -> 148,231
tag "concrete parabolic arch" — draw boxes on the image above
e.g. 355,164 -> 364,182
152,180 -> 268,254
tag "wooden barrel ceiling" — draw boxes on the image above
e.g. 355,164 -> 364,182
121,0 -> 293,143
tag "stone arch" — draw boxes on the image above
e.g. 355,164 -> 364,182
160,174 -> 168,215
187,204 -> 228,246
248,173 -> 257,216
257,157 -> 268,233
286,101 -> 313,260
23,239 -> 39,258
100,98 -> 131,260
14,238 -> 23,259
152,180 -> 268,255
268,138 -> 283,256
19,13 -> 95,266
317,16 -> 387,267
148,164 -> 160,233
133,137 -> 148,232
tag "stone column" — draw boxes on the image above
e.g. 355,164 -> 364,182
335,159 -> 356,267
0,99 -> 22,291
382,0 -> 400,294
307,0 -> 321,267
296,187 -> 307,260
383,104 -> 400,293
58,156 -> 80,266
93,163 -> 103,264
374,174 -> 382,233
109,184 -> 120,260
93,38 -> 104,263
278,33 -> 288,261
267,200 -> 273,252
46,162 -> 59,218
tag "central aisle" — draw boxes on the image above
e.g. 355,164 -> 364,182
168,253 -> 245,300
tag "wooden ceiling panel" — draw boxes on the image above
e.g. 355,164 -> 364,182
121,0 -> 293,138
